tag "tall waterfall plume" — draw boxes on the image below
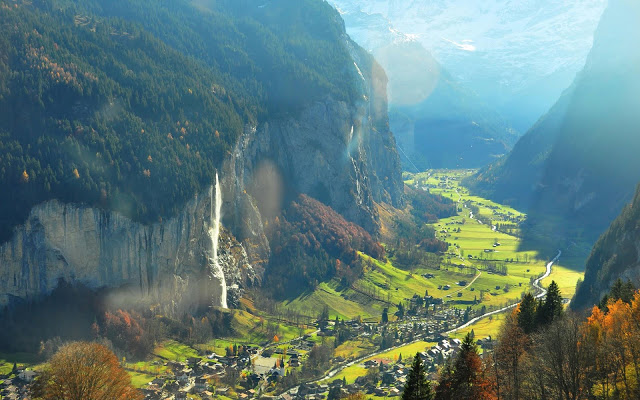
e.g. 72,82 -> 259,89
209,173 -> 228,309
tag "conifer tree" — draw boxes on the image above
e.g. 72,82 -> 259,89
382,308 -> 389,324
536,280 -> 563,327
403,353 -> 433,400
517,292 -> 537,334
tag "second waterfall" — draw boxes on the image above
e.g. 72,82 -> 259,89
209,173 -> 228,309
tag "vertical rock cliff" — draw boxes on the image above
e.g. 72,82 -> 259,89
0,195 -> 254,311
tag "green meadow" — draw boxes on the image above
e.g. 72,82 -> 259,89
285,169 -> 584,339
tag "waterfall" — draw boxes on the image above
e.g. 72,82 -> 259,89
209,173 -> 227,309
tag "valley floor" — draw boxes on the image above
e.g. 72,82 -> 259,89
0,170 -> 586,400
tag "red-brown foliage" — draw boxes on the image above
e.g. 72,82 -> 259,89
100,310 -> 151,359
266,194 -> 384,297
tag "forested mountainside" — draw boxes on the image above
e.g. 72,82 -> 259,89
0,0 -> 405,309
0,0 -> 366,243
468,0 -> 640,254
573,184 -> 640,309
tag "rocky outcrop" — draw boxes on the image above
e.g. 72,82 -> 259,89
0,36 -> 404,310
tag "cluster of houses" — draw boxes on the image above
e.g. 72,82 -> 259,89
281,371 -> 404,400
0,366 -> 37,400
279,338 -> 466,400
140,352 -> 259,400
419,338 -> 463,374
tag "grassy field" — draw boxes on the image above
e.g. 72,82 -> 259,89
280,170 -> 584,343
154,340 -> 200,362
128,370 -> 157,388
0,352 -> 39,375
542,263 -> 584,300
334,339 -> 377,359
327,341 -> 436,384
450,312 -> 508,341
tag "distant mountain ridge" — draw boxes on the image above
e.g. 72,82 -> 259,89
333,5 -> 517,169
331,0 -> 606,132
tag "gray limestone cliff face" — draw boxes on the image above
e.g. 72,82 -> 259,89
0,195 -> 254,311
0,38 -> 404,310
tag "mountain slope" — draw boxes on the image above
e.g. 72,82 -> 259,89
469,0 -> 640,255
0,0 -> 401,242
573,184 -> 640,309
0,0 -> 404,309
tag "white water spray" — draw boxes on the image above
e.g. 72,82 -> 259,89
209,173 -> 227,308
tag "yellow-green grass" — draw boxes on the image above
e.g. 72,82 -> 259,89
450,312 -> 508,341
128,370 -> 156,388
282,281 -> 375,320
125,360 -> 169,376
360,255 -> 472,307
0,352 -> 38,375
326,341 -> 435,384
189,310 -> 315,356
0,361 -> 14,375
154,340 -> 199,362
329,364 -> 368,384
542,263 -> 584,300
334,340 -> 377,359
433,221 -> 547,309
228,309 -> 314,343
371,341 -> 436,363
417,170 -> 579,332
281,252 -> 479,322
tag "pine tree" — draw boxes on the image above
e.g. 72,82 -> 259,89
517,293 -> 537,334
403,353 -> 433,400
537,280 -> 563,327
397,303 -> 405,319
328,386 -> 341,400
535,298 -> 545,327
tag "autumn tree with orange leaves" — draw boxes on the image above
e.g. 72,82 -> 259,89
585,292 -> 640,398
492,283 -> 640,399
31,341 -> 142,400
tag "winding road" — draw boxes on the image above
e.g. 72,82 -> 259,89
444,250 -> 561,335
290,250 -> 563,388
287,179 -> 563,387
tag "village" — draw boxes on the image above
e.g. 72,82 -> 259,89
0,291 -> 499,400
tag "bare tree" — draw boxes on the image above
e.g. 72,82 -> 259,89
529,316 -> 595,400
